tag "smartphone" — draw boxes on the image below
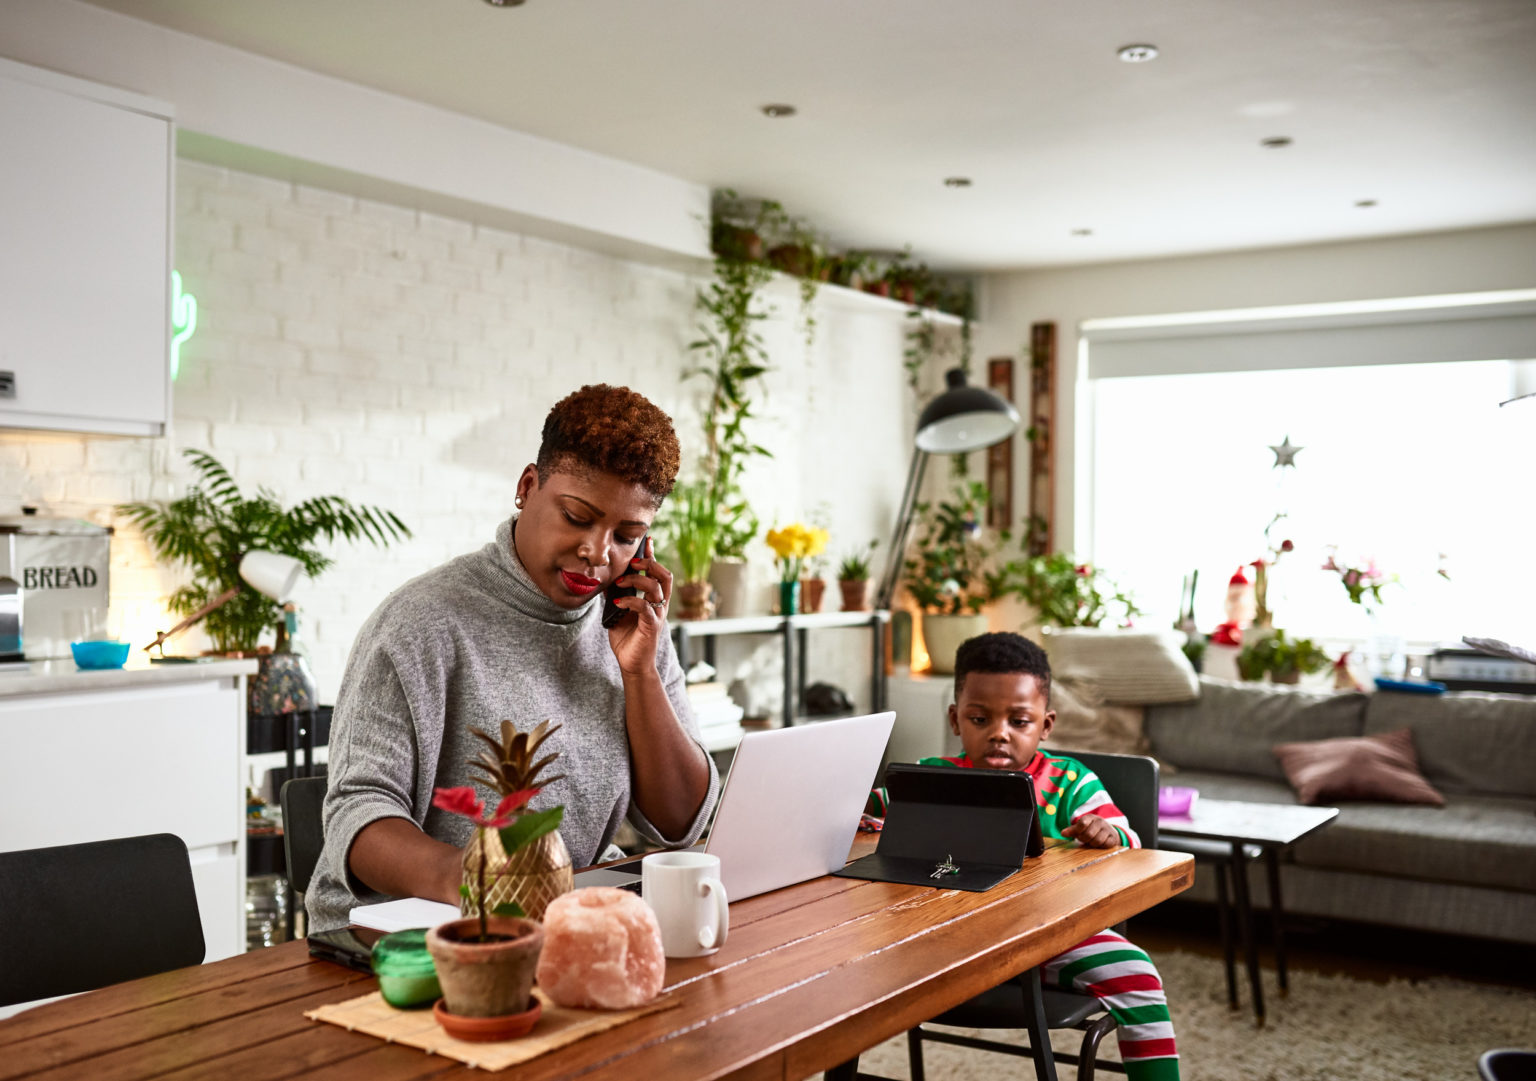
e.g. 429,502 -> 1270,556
307,926 -> 380,973
600,533 -> 649,628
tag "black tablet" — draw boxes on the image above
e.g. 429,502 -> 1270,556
835,764 -> 1043,891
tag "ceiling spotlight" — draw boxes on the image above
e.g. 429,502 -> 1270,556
1260,136 -> 1293,148
1355,199 -> 1378,208
1071,228 -> 1093,237
1116,44 -> 1159,63
760,104 -> 797,119
943,177 -> 973,188
483,0 -> 526,6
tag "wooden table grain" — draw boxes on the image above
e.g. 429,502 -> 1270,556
0,840 -> 1192,1081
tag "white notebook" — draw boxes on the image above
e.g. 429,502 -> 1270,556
348,896 -> 460,932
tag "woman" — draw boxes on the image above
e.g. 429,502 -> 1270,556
306,384 -> 719,933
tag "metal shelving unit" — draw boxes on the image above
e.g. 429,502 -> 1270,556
671,610 -> 890,729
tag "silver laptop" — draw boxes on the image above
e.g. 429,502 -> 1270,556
575,711 -> 895,901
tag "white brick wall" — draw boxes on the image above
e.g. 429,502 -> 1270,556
0,160 -> 925,719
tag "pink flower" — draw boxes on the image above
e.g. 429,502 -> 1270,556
1075,564 -> 1090,576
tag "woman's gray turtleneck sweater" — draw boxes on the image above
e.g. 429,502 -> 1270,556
305,516 -> 718,932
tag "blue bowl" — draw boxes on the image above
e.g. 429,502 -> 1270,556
71,640 -> 130,669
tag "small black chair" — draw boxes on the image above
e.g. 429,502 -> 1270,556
280,775 -> 329,939
0,833 -> 205,1008
907,749 -> 1161,1081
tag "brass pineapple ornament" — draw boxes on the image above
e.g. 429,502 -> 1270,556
462,719 -> 574,922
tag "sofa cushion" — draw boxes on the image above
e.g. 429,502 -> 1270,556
1041,627 -> 1200,705
1042,677 -> 1149,756
1272,728 -> 1444,807
1291,794 -> 1536,893
1146,678 -> 1368,781
1363,689 -> 1536,800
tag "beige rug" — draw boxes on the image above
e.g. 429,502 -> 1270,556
857,947 -> 1536,1081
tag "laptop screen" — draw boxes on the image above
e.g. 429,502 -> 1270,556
573,711 -> 895,901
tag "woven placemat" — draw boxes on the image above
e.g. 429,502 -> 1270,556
305,988 -> 679,1072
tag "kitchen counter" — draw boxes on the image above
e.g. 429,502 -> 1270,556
0,653 -> 257,984
0,656 -> 257,696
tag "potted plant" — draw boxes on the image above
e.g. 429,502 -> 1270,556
836,540 -> 879,612
690,192 -> 777,617
462,719 -> 570,922
659,479 -> 719,620
903,482 -> 1017,673
765,522 -> 828,616
118,449 -> 410,712
1236,629 -> 1331,684
828,250 -> 874,291
709,189 -> 785,265
426,772 -> 557,1038
118,450 -> 410,654
1012,551 -> 1140,629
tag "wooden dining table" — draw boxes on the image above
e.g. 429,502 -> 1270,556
0,838 -> 1192,1081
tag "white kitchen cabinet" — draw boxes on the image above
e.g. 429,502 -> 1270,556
0,58 -> 173,436
0,658 -> 257,994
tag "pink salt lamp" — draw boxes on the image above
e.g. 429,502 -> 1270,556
536,886 -> 666,1009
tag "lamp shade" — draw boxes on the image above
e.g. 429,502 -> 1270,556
914,368 -> 1021,453
238,550 -> 304,603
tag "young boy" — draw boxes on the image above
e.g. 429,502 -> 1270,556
870,631 -> 1180,1081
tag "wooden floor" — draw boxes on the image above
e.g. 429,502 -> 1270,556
1131,899 -> 1536,990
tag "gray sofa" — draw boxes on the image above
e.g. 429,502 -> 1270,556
1144,677 -> 1536,944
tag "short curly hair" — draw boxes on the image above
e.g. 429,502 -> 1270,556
953,631 -> 1052,704
536,384 -> 681,506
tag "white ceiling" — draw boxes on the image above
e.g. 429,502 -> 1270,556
81,0 -> 1536,271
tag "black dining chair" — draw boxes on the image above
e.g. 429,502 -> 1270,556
906,748 -> 1161,1081
0,833 -> 205,1008
279,775 -> 329,938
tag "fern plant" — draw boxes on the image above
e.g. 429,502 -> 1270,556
118,449 -> 411,653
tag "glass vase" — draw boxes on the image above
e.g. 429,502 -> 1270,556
778,580 -> 800,616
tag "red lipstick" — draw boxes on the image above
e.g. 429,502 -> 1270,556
560,570 -> 600,596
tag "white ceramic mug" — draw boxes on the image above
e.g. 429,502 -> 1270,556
641,851 -> 729,958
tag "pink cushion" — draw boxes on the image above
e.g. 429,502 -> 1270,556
1271,727 -> 1444,806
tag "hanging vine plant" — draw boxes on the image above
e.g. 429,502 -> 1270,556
688,192 -> 780,562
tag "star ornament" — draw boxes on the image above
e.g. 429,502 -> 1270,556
1269,436 -> 1303,469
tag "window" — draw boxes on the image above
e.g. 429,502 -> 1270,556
1089,360 -> 1535,648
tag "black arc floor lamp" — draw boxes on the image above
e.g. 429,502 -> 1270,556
876,368 -> 1022,611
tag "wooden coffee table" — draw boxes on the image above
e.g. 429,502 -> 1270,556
1158,797 -> 1338,1026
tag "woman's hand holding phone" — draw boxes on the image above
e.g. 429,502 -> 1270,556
604,536 -> 674,673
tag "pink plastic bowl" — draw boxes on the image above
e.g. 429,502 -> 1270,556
1158,786 -> 1199,817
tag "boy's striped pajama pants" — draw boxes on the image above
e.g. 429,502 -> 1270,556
1041,929 -> 1180,1081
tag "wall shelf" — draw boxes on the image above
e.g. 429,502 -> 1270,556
672,610 -> 891,729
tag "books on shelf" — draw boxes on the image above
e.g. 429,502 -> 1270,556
687,680 -> 745,730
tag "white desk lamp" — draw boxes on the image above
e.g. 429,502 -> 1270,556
143,550 -> 305,655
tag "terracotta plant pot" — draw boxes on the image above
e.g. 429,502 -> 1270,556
433,994 -> 541,1042
767,243 -> 814,278
711,222 -> 763,263
838,579 -> 870,612
863,280 -> 891,298
800,578 -> 826,614
426,916 -> 543,1020
676,579 -> 714,621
